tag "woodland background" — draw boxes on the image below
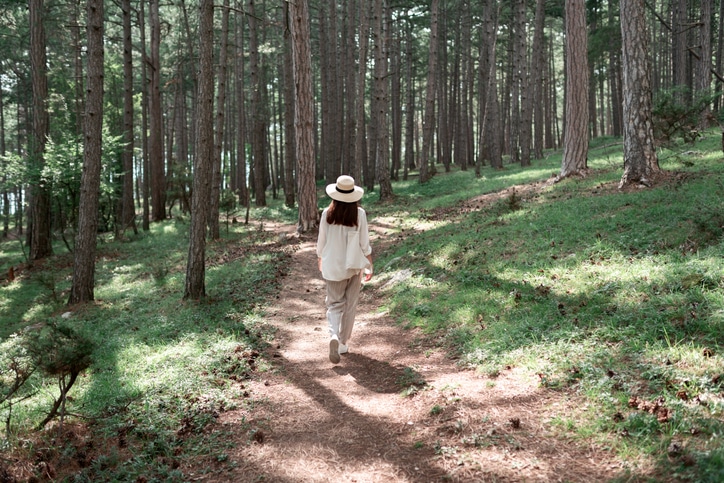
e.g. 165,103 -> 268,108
1,0 -> 724,480
0,0 -> 720,302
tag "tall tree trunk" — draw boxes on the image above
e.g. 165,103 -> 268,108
29,0 -> 53,260
353,0 -> 370,184
478,0 -> 502,171
234,14 -> 249,208
373,0 -> 392,200
248,0 -> 267,207
619,0 -> 659,188
184,0 -> 214,300
1,87 -> 7,237
149,0 -> 166,221
531,0 -> 546,160
390,25 -> 402,180
342,0 -> 357,177
715,0 -> 724,111
121,0 -> 136,234
558,0 -> 589,180
69,0 -> 104,304
608,0 -> 623,137
210,0 -> 231,240
516,0 -> 532,167
672,0 -> 689,104
403,17 -> 415,179
290,0 -> 317,232
282,1 -> 296,208
139,1 -> 150,231
420,0 -> 439,183
697,0 -> 712,128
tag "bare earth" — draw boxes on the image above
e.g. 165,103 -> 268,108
192,193 -> 634,482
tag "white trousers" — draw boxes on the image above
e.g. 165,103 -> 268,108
325,274 -> 361,345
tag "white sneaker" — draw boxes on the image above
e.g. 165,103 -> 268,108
329,339 -> 340,364
339,343 -> 349,354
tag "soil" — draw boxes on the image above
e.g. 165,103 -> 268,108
192,194 -> 632,483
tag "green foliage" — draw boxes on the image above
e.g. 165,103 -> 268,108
652,88 -> 718,147
372,130 -> 724,480
0,216 -> 291,479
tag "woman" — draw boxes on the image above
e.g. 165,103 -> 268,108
317,175 -> 373,364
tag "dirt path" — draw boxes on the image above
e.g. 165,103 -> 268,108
203,220 -> 626,482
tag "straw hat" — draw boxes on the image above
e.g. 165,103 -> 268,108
325,175 -> 364,203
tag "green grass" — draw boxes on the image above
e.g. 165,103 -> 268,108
2,132 -> 724,481
368,131 -> 724,481
0,212 -> 292,480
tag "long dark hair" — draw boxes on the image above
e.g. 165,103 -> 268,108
326,200 -> 359,227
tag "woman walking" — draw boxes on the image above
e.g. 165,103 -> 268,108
317,175 -> 373,364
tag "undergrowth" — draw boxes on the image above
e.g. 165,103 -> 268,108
372,131 -> 724,482
0,216 -> 293,481
1,130 -> 723,481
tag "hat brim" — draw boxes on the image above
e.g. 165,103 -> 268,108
326,184 -> 364,203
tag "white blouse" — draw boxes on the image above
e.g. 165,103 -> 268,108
317,207 -> 372,281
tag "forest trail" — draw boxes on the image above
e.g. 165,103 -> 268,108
199,215 -> 628,482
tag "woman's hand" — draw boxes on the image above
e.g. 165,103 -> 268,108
363,268 -> 373,282
318,257 -> 322,272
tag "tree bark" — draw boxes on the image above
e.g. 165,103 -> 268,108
531,0 -> 546,160
209,0 -> 231,240
697,0 -> 712,128
282,1 -> 296,208
290,0 -> 318,232
121,0 -> 136,235
29,0 -> 53,260
248,0 -> 267,207
478,0 -> 502,171
353,0 -> 370,184
139,0 -> 150,231
619,0 -> 659,188
184,0 -> 214,300
149,0 -> 165,221
558,0 -> 589,180
69,0 -> 104,304
516,0 -> 532,167
420,0 -> 439,183
373,0 -> 392,200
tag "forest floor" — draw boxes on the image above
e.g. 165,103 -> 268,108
185,183 -> 639,482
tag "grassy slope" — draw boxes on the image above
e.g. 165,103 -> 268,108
366,134 -> 724,482
0,132 -> 722,481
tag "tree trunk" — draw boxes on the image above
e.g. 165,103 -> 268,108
373,0 -> 392,200
619,0 -> 659,188
149,0 -> 165,221
139,1 -> 150,231
1,85 -> 7,237
69,0 -> 104,304
282,1 -> 296,208
671,0 -> 689,103
353,0 -> 370,184
184,0 -> 214,300
420,0 -> 439,183
29,0 -> 53,260
390,26 -> 402,180
248,0 -> 267,207
516,0 -> 532,167
403,18 -> 415,179
697,0 -> 712,128
290,0 -> 318,232
531,0 -> 546,160
209,0 -> 231,240
558,0 -> 589,180
121,0 -> 136,235
478,0 -> 502,171
234,15 -> 249,208
342,0 -> 358,177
